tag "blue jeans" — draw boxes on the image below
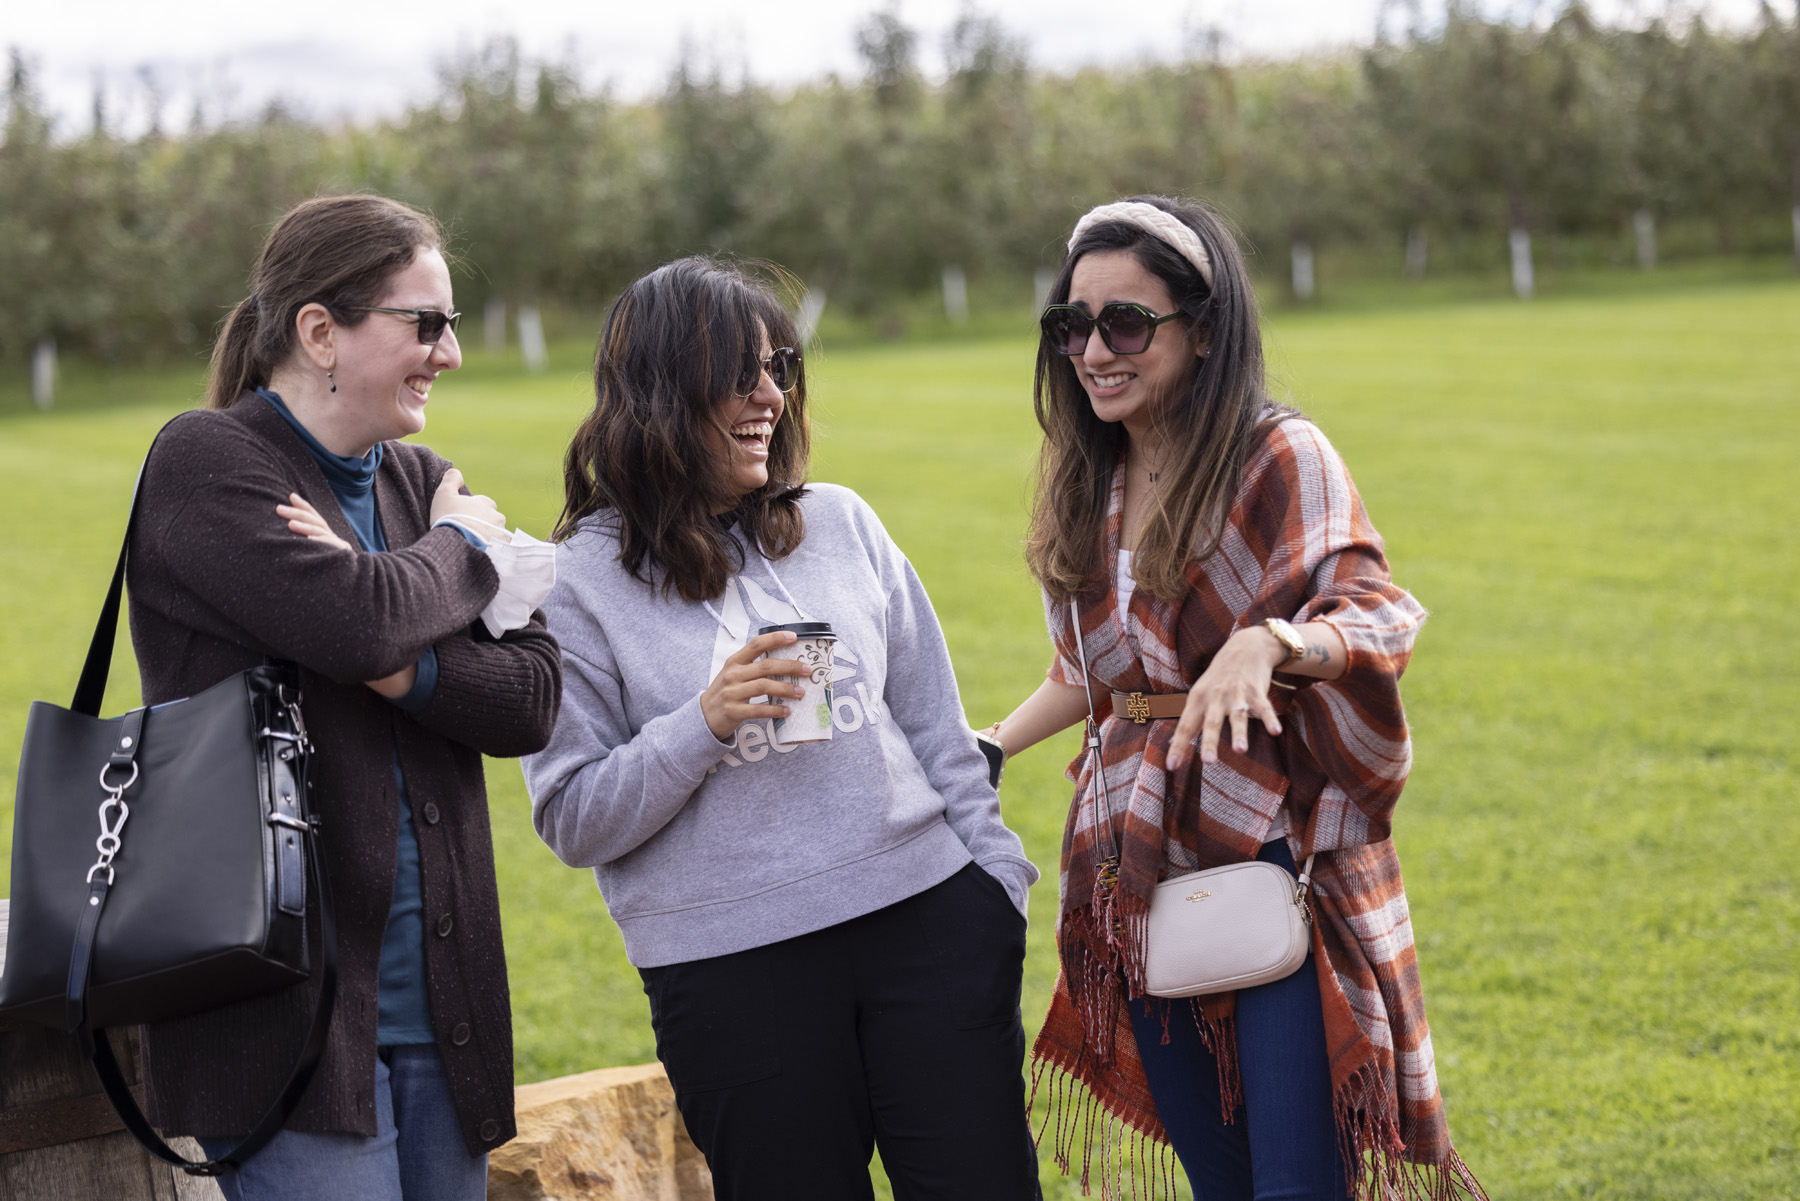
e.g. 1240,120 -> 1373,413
198,1044 -> 486,1201
1127,840 -> 1348,1201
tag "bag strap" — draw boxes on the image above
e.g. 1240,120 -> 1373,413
72,433 -> 164,717
1069,599 -> 1319,896
1068,601 -> 1120,860
71,745 -> 339,1176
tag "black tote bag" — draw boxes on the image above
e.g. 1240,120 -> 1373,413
0,432 -> 338,1175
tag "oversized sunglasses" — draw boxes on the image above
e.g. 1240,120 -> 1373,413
735,346 -> 803,396
347,306 -> 462,344
1039,303 -> 1185,356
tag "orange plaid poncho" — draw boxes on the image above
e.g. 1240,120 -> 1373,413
1031,417 -> 1484,1200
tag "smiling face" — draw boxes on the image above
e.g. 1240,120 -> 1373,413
713,324 -> 786,503
1065,249 -> 1205,441
330,246 -> 462,447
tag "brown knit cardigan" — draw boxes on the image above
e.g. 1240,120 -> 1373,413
124,395 -> 561,1155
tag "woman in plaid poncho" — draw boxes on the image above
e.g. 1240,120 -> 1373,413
985,196 -> 1484,1201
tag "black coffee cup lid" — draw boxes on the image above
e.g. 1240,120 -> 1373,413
758,621 -> 835,638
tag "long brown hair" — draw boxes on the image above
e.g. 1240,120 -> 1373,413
204,195 -> 445,410
556,257 -> 811,602
1025,194 -> 1297,603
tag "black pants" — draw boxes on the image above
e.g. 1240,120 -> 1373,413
639,864 -> 1041,1201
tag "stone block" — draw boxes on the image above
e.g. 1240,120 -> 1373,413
487,1063 -> 712,1201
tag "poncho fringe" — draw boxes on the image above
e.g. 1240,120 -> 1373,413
1029,1038 -> 1486,1201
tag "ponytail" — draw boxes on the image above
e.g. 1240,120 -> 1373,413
205,295 -> 265,411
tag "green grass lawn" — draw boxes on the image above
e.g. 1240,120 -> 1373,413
2,277 -> 1797,1197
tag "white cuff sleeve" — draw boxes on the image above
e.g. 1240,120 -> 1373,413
433,519 -> 558,637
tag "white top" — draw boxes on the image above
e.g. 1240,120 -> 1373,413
1116,549 -> 1137,632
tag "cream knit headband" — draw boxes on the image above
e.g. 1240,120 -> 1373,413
1068,201 -> 1214,288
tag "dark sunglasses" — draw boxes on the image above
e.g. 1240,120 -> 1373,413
735,346 -> 803,396
347,306 -> 462,344
1040,302 -> 1185,356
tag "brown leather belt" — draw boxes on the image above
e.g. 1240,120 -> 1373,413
1110,691 -> 1187,723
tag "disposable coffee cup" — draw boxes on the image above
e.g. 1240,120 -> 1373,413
758,622 -> 837,746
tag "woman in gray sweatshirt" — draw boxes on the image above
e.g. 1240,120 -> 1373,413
521,258 -> 1041,1200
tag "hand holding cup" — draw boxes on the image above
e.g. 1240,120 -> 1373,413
700,631 -> 812,742
757,622 -> 838,745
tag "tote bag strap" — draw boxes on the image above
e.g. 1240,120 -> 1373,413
71,751 -> 339,1176
72,427 -> 166,717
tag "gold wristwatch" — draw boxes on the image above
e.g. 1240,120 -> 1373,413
1262,618 -> 1306,669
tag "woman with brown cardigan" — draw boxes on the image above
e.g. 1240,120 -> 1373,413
125,195 -> 560,1200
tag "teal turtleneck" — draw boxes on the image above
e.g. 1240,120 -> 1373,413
258,388 -> 438,1045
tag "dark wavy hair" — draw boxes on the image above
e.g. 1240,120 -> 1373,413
205,195 -> 444,410
1025,194 -> 1298,604
555,257 -> 811,602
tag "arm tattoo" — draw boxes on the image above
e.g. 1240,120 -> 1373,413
1310,643 -> 1331,664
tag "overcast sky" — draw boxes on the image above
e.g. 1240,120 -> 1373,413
6,0 -> 1768,136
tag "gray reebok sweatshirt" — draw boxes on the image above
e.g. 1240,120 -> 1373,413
521,483 -> 1038,968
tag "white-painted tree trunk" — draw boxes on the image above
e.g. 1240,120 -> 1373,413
941,265 -> 969,324
518,304 -> 549,373
1405,227 -> 1428,280
484,296 -> 507,351
1509,228 -> 1534,299
1634,209 -> 1656,270
796,286 -> 828,345
1290,242 -> 1315,300
1033,266 -> 1056,313
31,337 -> 56,410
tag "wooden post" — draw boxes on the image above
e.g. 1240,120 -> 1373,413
1290,242 -> 1315,301
1405,227 -> 1428,280
1634,209 -> 1656,270
941,266 -> 969,324
1509,227 -> 1535,299
30,339 -> 56,411
0,900 -> 222,1200
518,304 -> 549,373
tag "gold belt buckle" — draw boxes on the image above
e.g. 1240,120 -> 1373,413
1126,692 -> 1152,724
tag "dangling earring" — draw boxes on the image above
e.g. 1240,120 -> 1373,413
327,370 -> 336,394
